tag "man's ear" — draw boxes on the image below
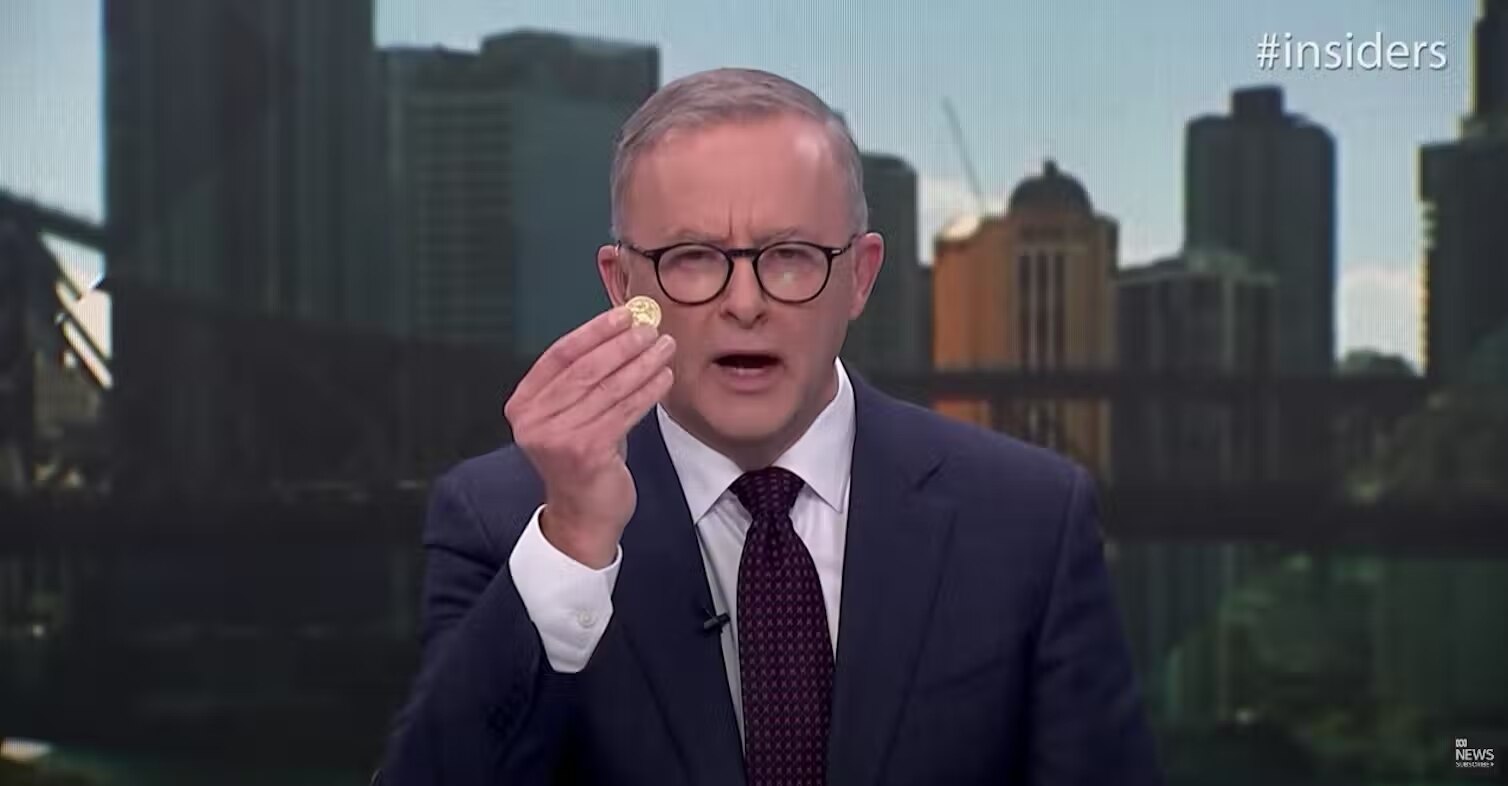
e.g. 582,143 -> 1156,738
598,243 -> 630,307
848,231 -> 885,320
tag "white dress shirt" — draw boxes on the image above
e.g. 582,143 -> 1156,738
508,358 -> 857,740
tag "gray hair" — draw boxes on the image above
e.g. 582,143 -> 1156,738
609,68 -> 868,238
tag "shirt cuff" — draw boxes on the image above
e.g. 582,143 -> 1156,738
508,504 -> 622,673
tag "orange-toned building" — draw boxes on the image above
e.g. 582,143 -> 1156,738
931,161 -> 1117,478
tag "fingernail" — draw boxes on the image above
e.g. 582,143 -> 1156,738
633,324 -> 658,345
656,334 -> 675,352
611,307 -> 632,328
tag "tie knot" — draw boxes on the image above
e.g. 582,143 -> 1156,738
730,466 -> 804,523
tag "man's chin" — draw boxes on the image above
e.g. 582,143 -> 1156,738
696,393 -> 793,444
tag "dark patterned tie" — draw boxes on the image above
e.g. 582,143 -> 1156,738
732,466 -> 833,786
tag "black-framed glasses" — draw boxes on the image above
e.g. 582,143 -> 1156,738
617,234 -> 858,305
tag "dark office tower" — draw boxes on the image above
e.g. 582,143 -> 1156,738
381,48 -> 513,346
1186,86 -> 1336,375
381,31 -> 658,354
1378,9 -> 1508,729
1420,1 -> 1508,381
843,153 -> 925,375
1473,0 -> 1508,124
105,0 -> 379,496
105,0 -> 379,324
1387,2 -> 1508,708
1115,247 -> 1278,485
1114,249 -> 1280,725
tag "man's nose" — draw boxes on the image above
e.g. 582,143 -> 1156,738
719,254 -> 768,323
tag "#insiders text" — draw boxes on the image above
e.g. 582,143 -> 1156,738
1257,32 -> 1447,71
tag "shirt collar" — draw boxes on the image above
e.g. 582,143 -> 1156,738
657,357 -> 856,522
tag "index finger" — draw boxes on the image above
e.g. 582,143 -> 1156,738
512,305 -> 635,405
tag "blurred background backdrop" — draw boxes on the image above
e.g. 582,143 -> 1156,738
1,0 -> 1506,784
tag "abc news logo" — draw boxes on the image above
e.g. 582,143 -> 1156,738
1456,738 -> 1496,769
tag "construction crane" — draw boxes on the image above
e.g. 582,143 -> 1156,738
941,97 -> 987,213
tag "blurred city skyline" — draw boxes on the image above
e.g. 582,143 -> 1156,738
0,0 -> 1479,366
2,6 -> 1505,780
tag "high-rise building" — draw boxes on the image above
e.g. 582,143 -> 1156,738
105,0 -> 381,325
1186,86 -> 1336,375
381,47 -> 515,346
1471,0 -> 1508,126
932,161 -> 1116,476
104,0 -> 381,495
382,31 -> 658,354
1113,249 -> 1281,730
1116,247 -> 1278,485
1378,0 -> 1508,732
842,153 -> 925,376
1420,1 -> 1508,381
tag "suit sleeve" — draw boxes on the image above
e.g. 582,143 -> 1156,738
376,472 -> 578,785
1028,467 -> 1164,786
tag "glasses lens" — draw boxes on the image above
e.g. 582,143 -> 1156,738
658,244 -> 728,303
758,243 -> 828,301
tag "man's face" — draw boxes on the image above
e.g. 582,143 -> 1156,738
599,114 -> 884,459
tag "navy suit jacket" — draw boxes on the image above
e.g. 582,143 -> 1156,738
378,372 -> 1163,785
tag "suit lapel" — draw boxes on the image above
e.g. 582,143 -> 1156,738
827,376 -> 956,785
614,413 -> 747,786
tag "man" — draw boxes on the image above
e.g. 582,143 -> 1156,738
377,68 -> 1161,785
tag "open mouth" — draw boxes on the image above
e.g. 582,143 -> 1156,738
712,353 -> 783,389
715,352 -> 780,370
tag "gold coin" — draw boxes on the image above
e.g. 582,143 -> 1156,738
625,295 -> 661,328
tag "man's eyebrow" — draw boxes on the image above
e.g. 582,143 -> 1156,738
751,226 -> 806,244
658,227 -> 726,244
659,226 -> 808,245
